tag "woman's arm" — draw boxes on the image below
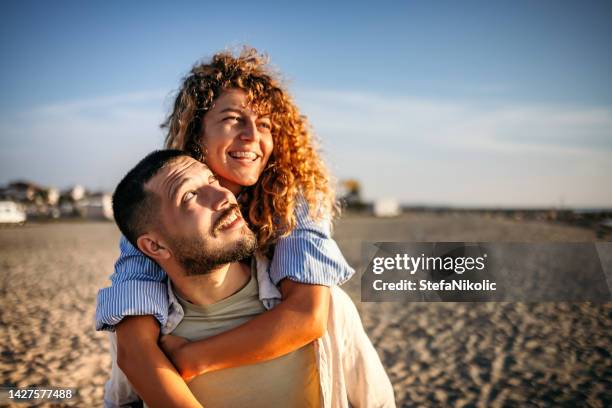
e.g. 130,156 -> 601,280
162,279 -> 330,380
116,316 -> 202,408
96,236 -> 170,331
161,198 -> 350,379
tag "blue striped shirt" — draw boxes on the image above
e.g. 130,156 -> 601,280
95,198 -> 354,331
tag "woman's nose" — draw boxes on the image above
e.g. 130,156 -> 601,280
239,118 -> 260,142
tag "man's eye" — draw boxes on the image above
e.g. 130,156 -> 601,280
224,116 -> 241,122
183,191 -> 197,202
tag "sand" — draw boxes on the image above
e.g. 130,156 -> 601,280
0,214 -> 610,407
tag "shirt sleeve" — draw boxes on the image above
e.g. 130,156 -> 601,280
95,236 -> 169,331
269,196 -> 355,287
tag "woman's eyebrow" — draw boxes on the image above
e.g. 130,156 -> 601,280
219,107 -> 243,114
217,107 -> 270,121
218,107 -> 270,117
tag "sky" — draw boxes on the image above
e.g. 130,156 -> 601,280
1,0 -> 611,207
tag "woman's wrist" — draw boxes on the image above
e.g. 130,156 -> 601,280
159,335 -> 203,380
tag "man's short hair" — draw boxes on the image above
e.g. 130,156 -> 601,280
112,149 -> 194,248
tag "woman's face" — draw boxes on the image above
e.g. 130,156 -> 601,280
200,89 -> 274,195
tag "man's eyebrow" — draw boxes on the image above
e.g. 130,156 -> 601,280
167,178 -> 192,202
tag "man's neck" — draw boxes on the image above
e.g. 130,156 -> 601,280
170,261 -> 251,306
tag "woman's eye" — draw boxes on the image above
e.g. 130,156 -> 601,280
224,116 -> 241,122
258,121 -> 272,130
183,191 -> 197,202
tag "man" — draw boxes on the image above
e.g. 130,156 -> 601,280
107,150 -> 395,407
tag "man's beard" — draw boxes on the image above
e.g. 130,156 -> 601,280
169,227 -> 257,276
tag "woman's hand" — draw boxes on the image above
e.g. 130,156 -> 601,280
167,282 -> 330,378
159,334 -> 195,381
116,316 -> 202,408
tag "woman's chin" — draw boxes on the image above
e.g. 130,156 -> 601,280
221,173 -> 259,192
237,176 -> 259,187
239,168 -> 265,183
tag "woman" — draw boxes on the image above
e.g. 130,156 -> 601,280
96,47 -> 354,406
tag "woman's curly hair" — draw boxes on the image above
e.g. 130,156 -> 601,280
162,47 -> 336,252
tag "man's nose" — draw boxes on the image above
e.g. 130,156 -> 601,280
239,117 -> 260,142
208,184 -> 235,212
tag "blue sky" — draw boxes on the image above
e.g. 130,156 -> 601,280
1,1 -> 611,207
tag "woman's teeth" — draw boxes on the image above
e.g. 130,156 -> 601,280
229,151 -> 258,160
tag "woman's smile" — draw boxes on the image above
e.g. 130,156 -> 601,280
200,89 -> 274,193
227,150 -> 262,162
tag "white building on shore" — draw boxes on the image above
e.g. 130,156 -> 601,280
81,193 -> 113,220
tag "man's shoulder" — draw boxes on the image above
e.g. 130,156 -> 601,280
328,287 -> 361,325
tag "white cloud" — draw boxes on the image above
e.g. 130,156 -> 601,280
1,88 -> 611,207
295,89 -> 612,207
0,91 -> 170,190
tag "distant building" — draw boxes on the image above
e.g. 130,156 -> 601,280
63,185 -> 85,202
338,179 -> 369,211
58,185 -> 88,217
0,181 -> 41,202
373,198 -> 401,217
0,201 -> 26,224
59,201 -> 78,217
339,179 -> 362,205
0,181 -> 62,218
81,193 -> 113,220
0,181 -> 113,221
45,187 -> 60,206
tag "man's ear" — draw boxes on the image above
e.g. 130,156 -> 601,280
136,233 -> 172,262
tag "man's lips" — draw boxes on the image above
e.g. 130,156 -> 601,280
213,205 -> 244,234
220,213 -> 243,231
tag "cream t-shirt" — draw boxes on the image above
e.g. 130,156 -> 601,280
172,266 -> 321,408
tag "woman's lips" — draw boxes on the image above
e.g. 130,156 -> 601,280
228,151 -> 260,161
227,152 -> 261,166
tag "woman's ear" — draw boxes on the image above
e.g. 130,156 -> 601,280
136,233 -> 171,262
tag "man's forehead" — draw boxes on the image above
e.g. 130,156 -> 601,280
145,156 -> 211,196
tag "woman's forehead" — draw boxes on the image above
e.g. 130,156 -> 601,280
210,88 -> 272,116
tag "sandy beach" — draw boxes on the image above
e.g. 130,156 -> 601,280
1,214 -> 610,407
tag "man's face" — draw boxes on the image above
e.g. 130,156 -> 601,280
199,88 -> 274,195
145,156 -> 256,274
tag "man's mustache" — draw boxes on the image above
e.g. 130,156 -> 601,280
212,204 -> 241,236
